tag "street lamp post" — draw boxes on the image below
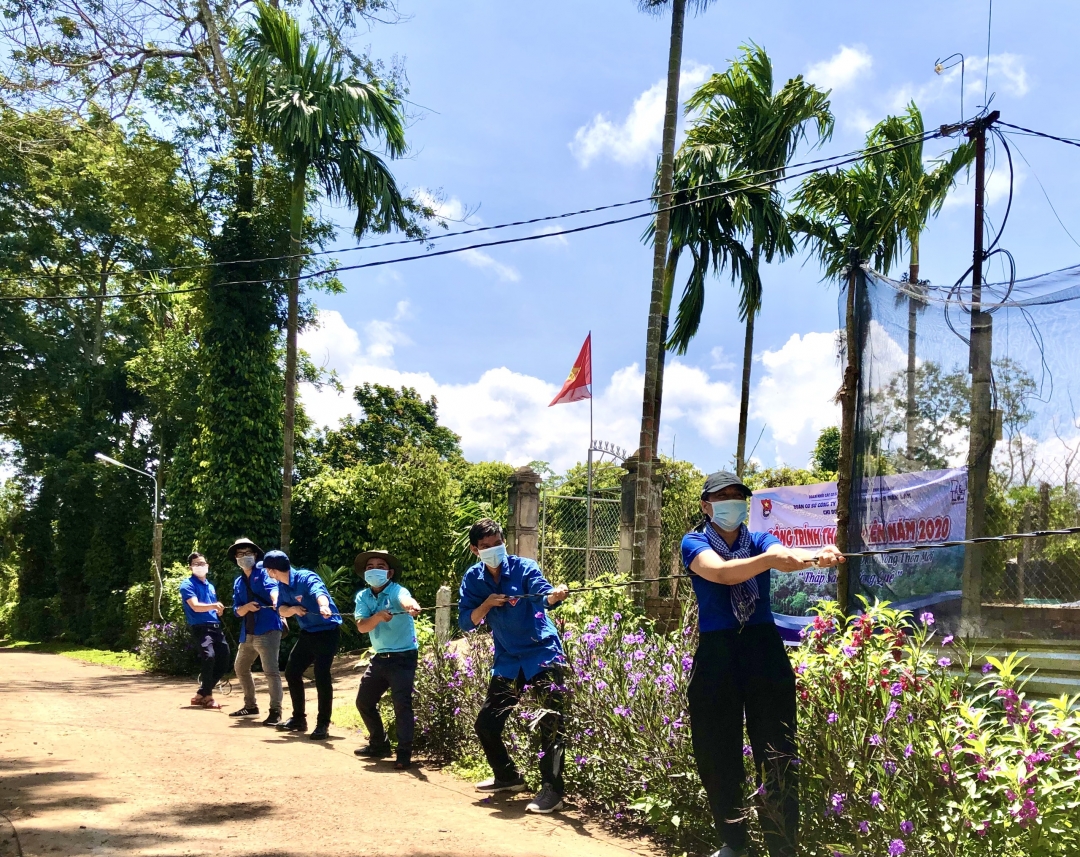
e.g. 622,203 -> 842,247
94,453 -> 163,621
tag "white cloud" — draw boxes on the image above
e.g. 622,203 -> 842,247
889,53 -> 1030,116
531,225 -> 570,247
752,331 -> 842,463
570,62 -> 712,167
806,46 -> 873,92
942,161 -> 1024,209
459,248 -> 521,282
411,189 -> 470,223
301,310 -> 848,473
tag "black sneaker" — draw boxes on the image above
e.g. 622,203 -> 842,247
262,709 -> 282,726
309,724 -> 330,741
475,774 -> 526,793
229,705 -> 259,718
708,847 -> 748,857
525,784 -> 564,814
276,716 -> 308,732
354,743 -> 392,758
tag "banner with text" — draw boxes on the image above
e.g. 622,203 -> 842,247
749,469 -> 968,616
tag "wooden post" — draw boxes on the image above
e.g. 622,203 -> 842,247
435,585 -> 451,644
961,110 -> 1000,635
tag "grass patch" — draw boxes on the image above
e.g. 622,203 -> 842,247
331,704 -> 365,731
0,641 -> 144,670
444,754 -> 492,784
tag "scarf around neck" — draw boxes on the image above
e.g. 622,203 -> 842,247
702,522 -> 760,626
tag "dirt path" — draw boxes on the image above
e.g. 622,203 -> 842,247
0,649 -> 655,857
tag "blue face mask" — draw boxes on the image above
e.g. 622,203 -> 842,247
364,568 -> 389,588
478,543 -> 507,568
710,499 -> 748,530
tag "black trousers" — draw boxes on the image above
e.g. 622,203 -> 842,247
687,622 -> 799,857
475,667 -> 566,794
284,627 -> 340,727
190,624 -> 231,697
355,650 -> 417,755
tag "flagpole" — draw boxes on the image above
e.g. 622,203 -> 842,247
586,373 -> 594,581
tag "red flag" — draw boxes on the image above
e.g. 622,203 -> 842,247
549,333 -> 592,406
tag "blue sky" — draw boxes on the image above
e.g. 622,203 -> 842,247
298,0 -> 1080,475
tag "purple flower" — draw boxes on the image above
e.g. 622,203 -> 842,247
870,790 -> 882,808
938,657 -> 952,668
890,682 -> 904,697
904,744 -> 914,758
858,821 -> 870,834
885,701 -> 900,724
900,820 -> 914,835
942,635 -> 954,645
982,662 -> 993,673
743,744 -> 754,757
828,712 -> 839,724
613,705 -> 630,717
884,760 -> 898,776
870,734 -> 883,746
888,839 -> 906,856
829,793 -> 846,816
796,662 -> 808,674
920,611 -> 935,626
842,646 -> 858,657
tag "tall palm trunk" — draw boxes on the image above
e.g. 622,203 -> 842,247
651,242 -> 682,457
280,161 -> 307,552
631,0 -> 686,587
905,233 -> 920,465
735,244 -> 761,476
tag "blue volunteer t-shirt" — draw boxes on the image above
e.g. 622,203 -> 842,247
179,575 -> 220,626
232,565 -> 284,642
276,568 -> 343,633
354,581 -> 417,654
681,525 -> 781,632
458,554 -> 565,680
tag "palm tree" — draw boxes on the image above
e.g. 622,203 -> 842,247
789,146 -> 907,612
662,44 -> 833,476
630,0 -> 715,585
240,1 -> 411,551
869,103 -> 974,466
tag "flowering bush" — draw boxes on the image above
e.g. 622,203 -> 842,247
413,601 -> 1080,856
137,621 -> 199,675
797,601 -> 1080,856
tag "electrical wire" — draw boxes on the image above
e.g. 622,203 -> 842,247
0,126 -> 943,286
0,128 -> 950,303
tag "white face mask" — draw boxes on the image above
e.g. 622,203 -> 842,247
478,543 -> 507,568
192,564 -> 209,579
236,555 -> 256,570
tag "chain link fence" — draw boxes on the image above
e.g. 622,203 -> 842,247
983,457 -> 1080,606
539,493 -> 620,586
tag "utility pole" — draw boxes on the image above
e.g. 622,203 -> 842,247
961,110 -> 1001,635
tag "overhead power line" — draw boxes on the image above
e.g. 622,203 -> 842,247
0,125 -> 956,303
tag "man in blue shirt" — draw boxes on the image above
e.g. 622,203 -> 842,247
262,550 -> 342,741
458,518 -> 569,815
179,552 -> 229,711
682,471 -> 844,857
227,537 -> 286,725
352,549 -> 422,770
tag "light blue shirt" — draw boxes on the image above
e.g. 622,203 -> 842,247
354,581 -> 417,654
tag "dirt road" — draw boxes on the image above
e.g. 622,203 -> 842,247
0,649 -> 654,857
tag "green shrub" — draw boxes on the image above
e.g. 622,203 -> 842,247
137,621 -> 199,675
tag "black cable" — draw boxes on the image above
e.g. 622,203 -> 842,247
998,121 -> 1080,150
0,129 -> 948,304
0,127 -> 942,286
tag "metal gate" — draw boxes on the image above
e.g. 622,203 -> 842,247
538,494 -> 620,585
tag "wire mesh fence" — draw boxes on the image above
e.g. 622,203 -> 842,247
853,267 -> 1080,634
539,494 -> 621,586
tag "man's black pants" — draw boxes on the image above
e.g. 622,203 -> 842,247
190,624 -> 230,697
284,627 -> 340,727
687,622 -> 799,857
474,667 -> 566,794
355,650 -> 417,754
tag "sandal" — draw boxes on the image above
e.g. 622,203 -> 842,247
191,694 -> 207,706
201,697 -> 223,710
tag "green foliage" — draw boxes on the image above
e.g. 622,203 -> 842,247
294,445 -> 458,609
657,457 -> 706,573
743,463 -> 822,490
812,425 -> 841,475
314,384 -> 462,468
